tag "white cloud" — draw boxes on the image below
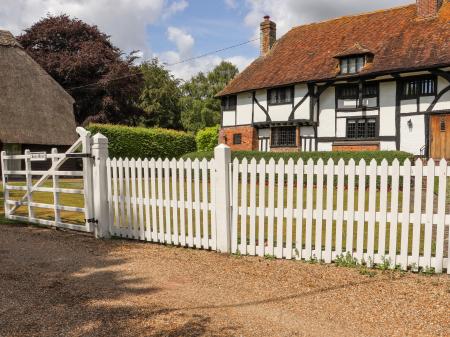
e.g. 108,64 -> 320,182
0,0 -> 188,57
225,0 -> 238,9
164,0 -> 189,19
158,25 -> 253,80
167,26 -> 194,56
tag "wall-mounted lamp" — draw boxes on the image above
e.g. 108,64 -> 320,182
407,119 -> 413,131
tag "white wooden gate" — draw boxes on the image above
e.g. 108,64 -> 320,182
1,127 -> 95,232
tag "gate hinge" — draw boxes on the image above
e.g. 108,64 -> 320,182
85,218 -> 98,224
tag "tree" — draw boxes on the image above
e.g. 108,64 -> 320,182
138,59 -> 182,129
18,14 -> 143,125
180,61 -> 239,133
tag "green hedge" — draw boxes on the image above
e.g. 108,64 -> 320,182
195,126 -> 219,152
88,124 -> 196,159
182,150 -> 414,164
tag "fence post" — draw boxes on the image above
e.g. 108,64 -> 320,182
214,144 -> 232,253
24,149 -> 35,222
92,133 -> 110,239
1,151 -> 9,217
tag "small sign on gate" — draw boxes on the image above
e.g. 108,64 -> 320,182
30,152 -> 47,161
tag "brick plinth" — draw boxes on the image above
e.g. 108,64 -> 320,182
332,143 -> 380,152
219,126 -> 258,151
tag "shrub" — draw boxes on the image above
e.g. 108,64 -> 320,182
182,150 -> 413,164
195,125 -> 219,152
87,123 -> 196,159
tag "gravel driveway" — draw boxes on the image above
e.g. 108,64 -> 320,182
0,223 -> 449,337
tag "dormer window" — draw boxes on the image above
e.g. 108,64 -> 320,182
335,43 -> 373,75
340,56 -> 366,75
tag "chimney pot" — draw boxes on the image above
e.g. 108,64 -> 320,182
416,0 -> 443,18
260,16 -> 276,56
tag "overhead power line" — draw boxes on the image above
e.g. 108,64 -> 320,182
67,37 -> 259,92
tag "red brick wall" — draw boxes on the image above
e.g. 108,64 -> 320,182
417,0 -> 443,18
219,126 -> 258,151
332,144 -> 380,152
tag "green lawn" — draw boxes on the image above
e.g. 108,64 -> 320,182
1,176 -> 448,258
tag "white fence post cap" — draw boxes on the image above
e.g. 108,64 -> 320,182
92,133 -> 108,143
215,143 -> 230,150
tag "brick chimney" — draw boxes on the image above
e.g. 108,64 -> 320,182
417,0 -> 443,18
260,15 -> 276,56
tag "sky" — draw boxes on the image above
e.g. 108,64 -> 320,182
1,0 -> 413,80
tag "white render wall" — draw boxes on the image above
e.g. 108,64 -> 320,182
433,76 -> 450,111
253,89 -> 267,123
236,92 -> 253,125
222,109 -> 235,127
400,115 -> 425,154
294,84 -> 310,120
379,81 -> 396,137
268,103 -> 291,122
317,87 -> 335,138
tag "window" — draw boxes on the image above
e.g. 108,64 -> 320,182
268,86 -> 293,105
271,127 -> 296,147
233,133 -> 242,145
336,83 -> 379,109
401,77 -> 436,98
346,118 -> 377,139
340,56 -> 365,75
221,95 -> 237,110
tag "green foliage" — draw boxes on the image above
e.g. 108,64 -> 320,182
138,59 -> 182,129
18,14 -> 143,125
335,253 -> 359,268
87,124 -> 196,159
195,126 -> 219,151
180,61 -> 239,133
182,150 -> 414,164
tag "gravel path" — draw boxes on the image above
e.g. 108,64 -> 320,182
0,224 -> 449,337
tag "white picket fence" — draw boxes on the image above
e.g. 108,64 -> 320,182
2,131 -> 449,273
106,157 -> 217,250
104,143 -> 450,273
230,157 -> 449,273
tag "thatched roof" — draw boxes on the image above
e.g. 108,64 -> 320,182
0,30 -> 77,146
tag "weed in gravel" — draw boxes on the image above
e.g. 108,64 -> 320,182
335,253 -> 358,268
264,254 -> 276,260
376,256 -> 392,271
305,255 -> 318,264
359,267 -> 377,277
420,266 -> 435,276
232,249 -> 243,258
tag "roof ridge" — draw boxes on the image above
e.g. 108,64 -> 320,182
289,3 -> 415,32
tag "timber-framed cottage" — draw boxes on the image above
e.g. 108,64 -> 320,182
217,0 -> 450,159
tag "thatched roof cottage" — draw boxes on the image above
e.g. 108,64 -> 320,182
0,30 -> 77,169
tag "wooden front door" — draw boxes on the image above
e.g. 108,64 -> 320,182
430,114 -> 450,159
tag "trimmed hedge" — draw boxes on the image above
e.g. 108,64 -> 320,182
182,150 -> 414,164
195,126 -> 219,152
88,124 -> 196,159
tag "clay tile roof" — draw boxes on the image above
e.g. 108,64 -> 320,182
218,2 -> 450,96
334,43 -> 372,58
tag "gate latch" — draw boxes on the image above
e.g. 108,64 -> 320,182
85,218 -> 98,224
